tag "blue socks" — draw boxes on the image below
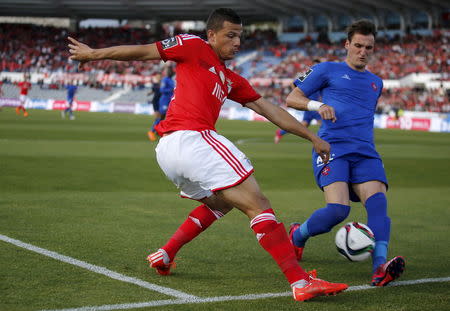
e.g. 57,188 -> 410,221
151,118 -> 161,132
293,203 -> 350,247
365,192 -> 391,272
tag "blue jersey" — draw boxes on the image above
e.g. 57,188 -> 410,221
294,61 -> 383,159
66,84 -> 77,99
159,76 -> 175,114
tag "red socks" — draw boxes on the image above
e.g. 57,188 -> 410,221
161,204 -> 222,261
160,205 -> 309,286
250,208 -> 309,284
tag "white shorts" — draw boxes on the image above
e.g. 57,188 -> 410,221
155,130 -> 254,200
19,95 -> 28,105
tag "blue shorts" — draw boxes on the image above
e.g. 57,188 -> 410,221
152,100 -> 159,113
312,153 -> 388,202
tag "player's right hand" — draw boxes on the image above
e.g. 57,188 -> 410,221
68,37 -> 93,70
312,137 -> 331,164
318,104 -> 337,123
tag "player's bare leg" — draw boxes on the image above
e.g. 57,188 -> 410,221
217,175 -> 348,301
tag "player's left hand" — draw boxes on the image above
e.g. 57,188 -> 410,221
312,137 -> 330,164
68,37 -> 93,70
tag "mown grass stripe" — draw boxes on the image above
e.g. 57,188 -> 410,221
0,234 -> 197,300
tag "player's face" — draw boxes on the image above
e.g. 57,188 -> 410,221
208,21 -> 242,61
345,33 -> 375,71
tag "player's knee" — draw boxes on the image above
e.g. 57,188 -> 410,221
365,192 -> 387,215
309,203 -> 350,235
327,203 -> 351,225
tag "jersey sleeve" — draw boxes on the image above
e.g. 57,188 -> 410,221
156,34 -> 203,63
227,71 -> 261,105
293,63 -> 328,98
377,79 -> 384,100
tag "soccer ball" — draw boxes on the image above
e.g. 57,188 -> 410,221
335,222 -> 375,262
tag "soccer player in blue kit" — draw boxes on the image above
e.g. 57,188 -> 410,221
286,20 -> 405,286
63,81 -> 78,120
148,66 -> 175,141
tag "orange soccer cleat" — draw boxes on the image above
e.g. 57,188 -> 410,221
289,223 -> 304,261
147,249 -> 175,276
292,272 -> 348,301
147,131 -> 157,141
371,256 -> 405,286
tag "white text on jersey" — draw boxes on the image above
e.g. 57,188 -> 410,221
212,82 -> 227,103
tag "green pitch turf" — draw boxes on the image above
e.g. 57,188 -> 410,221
1,109 -> 449,311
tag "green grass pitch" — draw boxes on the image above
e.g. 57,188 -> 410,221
1,109 -> 449,311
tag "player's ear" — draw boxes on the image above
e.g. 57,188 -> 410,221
344,39 -> 350,50
207,29 -> 216,44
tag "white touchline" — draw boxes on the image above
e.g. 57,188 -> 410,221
3,234 -> 450,311
0,234 -> 197,300
40,276 -> 450,311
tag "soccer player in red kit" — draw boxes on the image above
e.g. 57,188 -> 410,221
16,75 -> 31,117
68,8 -> 348,301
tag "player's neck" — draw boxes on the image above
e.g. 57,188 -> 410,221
345,60 -> 366,72
208,42 -> 226,64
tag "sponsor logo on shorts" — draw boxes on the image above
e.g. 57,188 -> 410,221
316,153 -> 335,167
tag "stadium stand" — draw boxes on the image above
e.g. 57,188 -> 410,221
0,11 -> 449,114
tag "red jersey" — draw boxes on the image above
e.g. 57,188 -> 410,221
18,81 -> 32,95
155,34 -> 261,135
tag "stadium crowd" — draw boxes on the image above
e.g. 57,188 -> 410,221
0,23 -> 449,112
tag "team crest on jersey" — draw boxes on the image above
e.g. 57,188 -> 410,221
297,68 -> 313,82
161,37 -> 178,50
371,82 -> 378,91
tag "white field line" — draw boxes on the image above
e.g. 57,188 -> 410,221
41,276 -> 450,311
0,234 -> 197,300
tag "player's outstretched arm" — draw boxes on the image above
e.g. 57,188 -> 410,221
246,98 -> 330,163
68,37 -> 161,65
287,87 -> 336,122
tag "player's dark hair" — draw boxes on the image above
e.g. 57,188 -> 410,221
347,19 -> 377,41
206,8 -> 241,31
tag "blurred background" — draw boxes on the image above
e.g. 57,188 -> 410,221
0,0 -> 449,131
